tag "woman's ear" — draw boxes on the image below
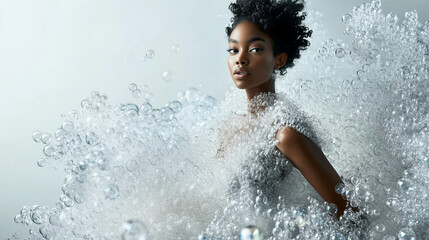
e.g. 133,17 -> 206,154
275,53 -> 287,69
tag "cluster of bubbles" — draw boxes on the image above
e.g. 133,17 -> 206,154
129,83 -> 151,99
11,0 -> 428,239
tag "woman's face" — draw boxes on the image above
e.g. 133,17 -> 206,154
227,20 -> 285,90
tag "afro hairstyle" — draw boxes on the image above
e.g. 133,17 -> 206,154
226,0 -> 312,75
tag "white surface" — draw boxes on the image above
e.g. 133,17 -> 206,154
0,0 -> 427,237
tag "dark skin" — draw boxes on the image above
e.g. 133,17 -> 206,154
227,20 -> 348,219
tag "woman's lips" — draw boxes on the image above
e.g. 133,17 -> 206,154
233,72 -> 250,80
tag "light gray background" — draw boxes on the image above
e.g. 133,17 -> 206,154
0,0 -> 427,237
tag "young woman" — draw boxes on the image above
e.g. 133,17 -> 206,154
203,0 -> 364,238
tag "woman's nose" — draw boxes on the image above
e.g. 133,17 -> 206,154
236,52 -> 248,65
236,58 -> 248,65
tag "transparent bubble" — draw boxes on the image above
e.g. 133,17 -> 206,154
141,85 -> 149,93
43,145 -> 55,157
240,225 -> 262,240
14,214 -> 23,223
335,183 -> 345,195
162,70 -> 174,82
342,14 -> 352,23
129,83 -> 138,91
375,224 -> 386,232
32,131 -> 43,143
144,92 -> 154,103
81,99 -> 91,109
41,133 -> 52,145
145,50 -> 155,59
184,88 -> 199,103
319,47 -> 327,56
386,197 -> 402,211
160,107 -> 175,121
397,178 -> 412,191
37,158 -> 47,167
105,184 -> 119,200
335,48 -> 346,58
121,220 -> 148,240
140,102 -> 153,114
30,206 -> 47,224
168,101 -> 182,113
85,131 -> 98,145
398,228 -> 416,240
132,89 -> 142,98
327,203 -> 338,216
61,121 -> 74,132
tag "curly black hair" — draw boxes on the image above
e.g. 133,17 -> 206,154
226,0 -> 312,75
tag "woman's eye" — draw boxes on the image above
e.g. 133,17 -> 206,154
227,49 -> 238,54
250,48 -> 263,53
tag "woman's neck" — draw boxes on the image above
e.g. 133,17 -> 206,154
245,79 -> 276,102
245,79 -> 276,115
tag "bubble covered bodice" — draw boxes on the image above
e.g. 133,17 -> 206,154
204,92 -> 328,238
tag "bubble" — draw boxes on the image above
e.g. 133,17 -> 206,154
335,48 -> 346,58
160,106 -> 175,121
30,206 -> 47,224
85,131 -> 98,145
141,85 -> 149,93
61,121 -> 74,132
97,158 -> 109,170
168,101 -> 182,113
14,214 -> 23,224
184,88 -> 199,104
81,99 -> 91,109
327,203 -> 338,216
41,133 -> 52,144
32,131 -> 43,143
375,224 -> 386,232
43,145 -> 55,157
334,183 -> 345,195
145,50 -> 155,59
240,226 -> 262,240
144,92 -> 154,103
162,70 -> 174,82
398,228 -> 416,240
37,158 -> 47,167
129,83 -> 138,91
386,197 -> 402,211
132,89 -> 142,98
121,220 -> 148,240
105,184 -> 119,200
140,102 -> 153,114
319,47 -> 327,56
397,178 -> 412,191
342,14 -> 352,23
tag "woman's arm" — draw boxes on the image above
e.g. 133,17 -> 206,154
275,126 -> 348,219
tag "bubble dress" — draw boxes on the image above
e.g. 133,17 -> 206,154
203,92 -> 330,239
